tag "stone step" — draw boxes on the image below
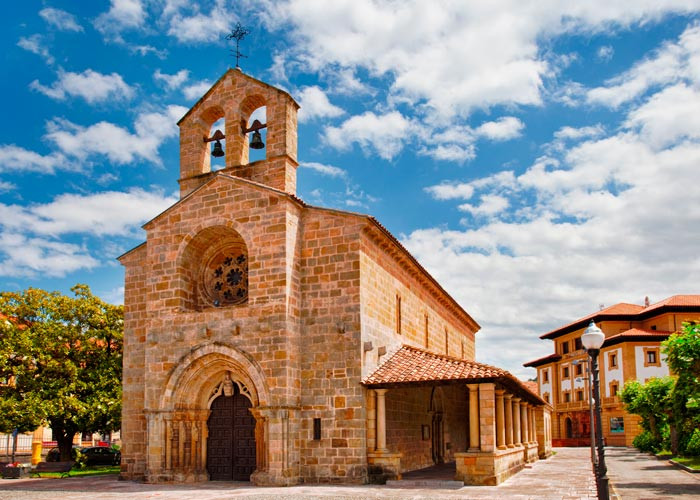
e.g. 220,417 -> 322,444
385,479 -> 464,489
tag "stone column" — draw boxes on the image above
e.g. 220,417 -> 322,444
467,384 -> 480,451
529,405 -> 537,444
376,388 -> 389,452
512,397 -> 522,445
496,389 -> 506,450
478,383 -> 496,452
520,401 -> 529,444
505,393 -> 514,448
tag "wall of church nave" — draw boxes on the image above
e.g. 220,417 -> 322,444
384,385 -> 468,472
359,236 -> 477,379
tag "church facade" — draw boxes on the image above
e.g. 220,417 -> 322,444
119,69 -> 550,486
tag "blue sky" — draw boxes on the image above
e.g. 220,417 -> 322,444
2,1 -> 700,378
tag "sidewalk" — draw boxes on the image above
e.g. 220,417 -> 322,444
605,447 -> 700,499
1,447 -> 595,500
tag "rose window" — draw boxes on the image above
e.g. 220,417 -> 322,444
201,250 -> 248,306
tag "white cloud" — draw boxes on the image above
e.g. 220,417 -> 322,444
0,188 -> 177,238
0,146 -> 69,174
474,117 -> 525,141
458,195 -> 510,217
164,0 -> 236,43
586,24 -> 700,108
597,45 -> 614,61
419,144 -> 476,163
94,0 -> 146,38
17,35 -> 54,65
425,182 -> 475,201
296,86 -> 344,122
154,69 -> 190,90
0,232 -> 99,278
324,111 -> 415,160
300,161 -> 347,178
183,80 -> 213,100
0,181 -> 15,193
30,69 -> 134,104
39,7 -> 84,32
267,1 -> 700,122
44,105 -> 187,165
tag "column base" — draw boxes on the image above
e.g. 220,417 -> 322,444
367,452 -> 402,484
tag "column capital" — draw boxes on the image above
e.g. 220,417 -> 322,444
467,383 -> 479,392
512,396 -> 521,403
519,400 -> 528,408
504,393 -> 513,400
375,388 -> 389,396
495,388 -> 505,396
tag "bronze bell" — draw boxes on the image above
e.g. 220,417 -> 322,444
250,130 -> 264,149
211,139 -> 225,157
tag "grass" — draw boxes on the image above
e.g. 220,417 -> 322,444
655,450 -> 673,459
671,456 -> 700,470
36,465 -> 120,478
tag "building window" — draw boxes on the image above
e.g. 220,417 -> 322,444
313,418 -> 321,440
563,366 -> 570,379
543,392 -> 550,403
542,369 -> 549,384
444,328 -> 449,355
576,390 -> 584,401
562,341 -> 569,354
395,294 -> 402,334
608,352 -> 618,369
644,348 -> 660,366
575,337 -> 583,351
424,313 -> 429,348
575,363 -> 583,376
610,382 -> 619,397
610,417 -> 625,434
564,391 -> 571,403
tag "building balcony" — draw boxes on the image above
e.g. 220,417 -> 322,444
555,401 -> 590,412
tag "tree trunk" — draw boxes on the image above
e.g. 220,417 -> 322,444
670,423 -> 679,456
53,426 -> 77,462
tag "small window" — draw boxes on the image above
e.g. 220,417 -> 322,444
576,390 -> 584,401
313,418 -> 321,440
444,328 -> 449,355
645,349 -> 659,365
424,313 -> 429,348
575,363 -> 583,376
395,294 -> 402,334
543,393 -> 550,403
651,325 -> 657,331
542,369 -> 549,383
564,392 -> 571,403
563,366 -> 570,378
609,352 -> 618,368
610,417 -> 624,433
611,383 -> 619,397
575,337 -> 583,351
562,341 -> 569,354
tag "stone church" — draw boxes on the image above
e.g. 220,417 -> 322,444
119,69 -> 551,486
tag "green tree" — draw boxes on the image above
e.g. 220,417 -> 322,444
0,285 -> 123,461
662,321 -> 700,455
620,376 -> 675,452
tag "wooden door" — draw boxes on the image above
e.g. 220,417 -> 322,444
207,387 -> 256,481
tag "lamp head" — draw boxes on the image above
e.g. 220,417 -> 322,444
581,320 -> 605,350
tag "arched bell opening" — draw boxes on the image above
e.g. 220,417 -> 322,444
245,106 -> 267,163
208,117 -> 226,171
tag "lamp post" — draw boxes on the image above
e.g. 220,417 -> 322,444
582,320 -> 610,500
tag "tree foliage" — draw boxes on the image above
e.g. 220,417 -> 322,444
620,376 -> 675,451
663,321 -> 700,455
0,285 -> 123,461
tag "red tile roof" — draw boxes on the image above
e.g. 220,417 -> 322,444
603,328 -> 672,347
540,295 -> 700,340
523,352 -> 562,368
363,345 -> 545,405
522,381 -> 539,395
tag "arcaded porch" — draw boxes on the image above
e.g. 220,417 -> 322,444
362,345 -> 553,486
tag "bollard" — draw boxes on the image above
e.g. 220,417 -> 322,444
31,441 -> 42,465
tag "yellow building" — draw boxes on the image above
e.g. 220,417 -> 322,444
524,295 -> 700,447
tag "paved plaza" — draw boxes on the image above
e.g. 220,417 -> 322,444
0,447 -> 698,500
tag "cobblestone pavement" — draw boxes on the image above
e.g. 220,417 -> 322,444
605,447 -> 700,499
0,447 -> 597,500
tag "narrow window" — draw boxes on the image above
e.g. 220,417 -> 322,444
444,328 -> 449,355
564,392 -> 571,403
395,294 -> 402,334
313,418 -> 321,440
563,366 -> 569,378
576,390 -> 584,401
575,363 -> 583,376
575,337 -> 583,351
542,369 -> 549,383
562,341 -> 569,354
424,313 -> 429,348
609,353 -> 617,368
461,341 -> 464,359
647,350 -> 657,364
543,393 -> 550,403
611,383 -> 619,397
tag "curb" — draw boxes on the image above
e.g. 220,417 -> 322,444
669,459 -> 700,473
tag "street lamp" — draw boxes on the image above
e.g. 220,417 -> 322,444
581,320 -> 610,500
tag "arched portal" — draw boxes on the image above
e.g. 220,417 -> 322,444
429,387 -> 445,464
207,383 -> 256,481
